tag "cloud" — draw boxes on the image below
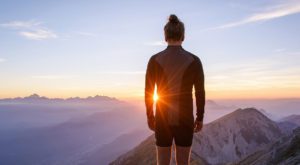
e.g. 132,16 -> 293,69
74,31 -> 97,37
1,20 -> 42,29
32,75 -> 78,80
99,71 -> 145,75
1,20 -> 58,40
19,29 -> 57,40
0,58 -> 6,62
274,48 -> 286,52
144,41 -> 167,46
208,1 -> 300,30
206,57 -> 300,90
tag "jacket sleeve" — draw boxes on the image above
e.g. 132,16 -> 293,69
145,56 -> 156,120
193,57 -> 205,122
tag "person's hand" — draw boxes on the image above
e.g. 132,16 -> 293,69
194,120 -> 203,133
147,117 -> 156,131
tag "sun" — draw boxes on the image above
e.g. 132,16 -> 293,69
153,92 -> 159,102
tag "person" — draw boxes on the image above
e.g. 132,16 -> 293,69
145,14 -> 205,165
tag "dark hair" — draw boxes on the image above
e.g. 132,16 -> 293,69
164,14 -> 185,41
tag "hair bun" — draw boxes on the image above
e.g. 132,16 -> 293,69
169,14 -> 179,23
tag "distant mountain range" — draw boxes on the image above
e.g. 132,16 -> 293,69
1,95 -> 299,165
0,93 -> 119,104
277,114 -> 300,135
205,99 -> 236,110
110,108 -> 300,165
0,93 -> 131,114
0,103 -> 149,165
0,94 -> 152,165
280,114 -> 300,126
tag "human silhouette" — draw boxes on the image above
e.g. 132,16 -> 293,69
145,14 -> 205,165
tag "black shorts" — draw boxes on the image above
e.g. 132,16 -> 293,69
155,123 -> 194,147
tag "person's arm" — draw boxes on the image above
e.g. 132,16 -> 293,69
145,57 -> 156,123
194,57 -> 205,122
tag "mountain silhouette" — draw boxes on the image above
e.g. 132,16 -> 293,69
0,93 -> 128,113
110,108 -> 284,165
0,93 -> 118,103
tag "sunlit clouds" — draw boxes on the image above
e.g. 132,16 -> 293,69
1,20 -> 58,40
19,29 -> 57,40
204,52 -> 300,99
208,1 -> 300,30
32,75 -> 79,80
1,20 -> 42,29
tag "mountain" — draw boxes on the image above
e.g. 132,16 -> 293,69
257,109 -> 277,120
277,121 -> 299,135
277,114 -> 300,135
110,108 -> 284,165
0,93 -> 132,130
280,114 -> 300,126
205,99 -> 236,110
0,93 -> 129,113
238,127 -> 300,165
215,98 -> 300,120
79,129 -> 151,165
109,134 -> 157,165
191,108 -> 283,165
0,93 -> 121,106
0,107 -> 148,165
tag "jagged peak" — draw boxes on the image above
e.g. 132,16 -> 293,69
27,93 -> 41,98
211,107 -> 268,124
0,94 -> 119,102
235,107 -> 263,114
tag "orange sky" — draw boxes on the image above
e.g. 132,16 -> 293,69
1,86 -> 299,101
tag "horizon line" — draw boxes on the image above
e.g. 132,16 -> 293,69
1,93 -> 300,101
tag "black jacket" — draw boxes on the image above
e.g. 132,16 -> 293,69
145,45 -> 205,126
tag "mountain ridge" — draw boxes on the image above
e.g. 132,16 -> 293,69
110,107 -> 284,165
237,127 -> 300,165
0,93 -> 119,103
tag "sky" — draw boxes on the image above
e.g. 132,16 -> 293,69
0,0 -> 300,100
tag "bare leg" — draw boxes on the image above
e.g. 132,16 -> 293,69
175,145 -> 191,165
156,146 -> 172,165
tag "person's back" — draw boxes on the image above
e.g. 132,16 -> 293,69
145,14 -> 205,165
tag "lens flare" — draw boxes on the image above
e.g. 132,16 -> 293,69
153,92 -> 159,101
